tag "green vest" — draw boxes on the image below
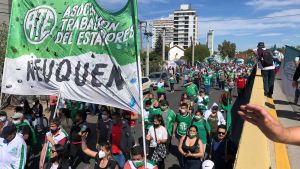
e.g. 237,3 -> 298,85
16,122 -> 37,145
176,114 -> 192,136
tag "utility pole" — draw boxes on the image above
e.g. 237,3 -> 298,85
139,20 -> 144,56
162,27 -> 166,61
191,36 -> 195,66
144,22 -> 152,77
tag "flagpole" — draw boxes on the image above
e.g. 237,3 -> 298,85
52,92 -> 61,119
131,0 -> 148,167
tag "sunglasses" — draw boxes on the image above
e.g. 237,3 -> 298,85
218,131 -> 226,135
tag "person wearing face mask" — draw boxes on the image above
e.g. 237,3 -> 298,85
69,111 -> 91,169
45,144 -> 71,169
172,103 -> 192,140
0,111 -> 12,136
96,108 -> 112,150
204,104 -> 226,139
194,89 -> 210,114
178,125 -> 204,169
191,110 -> 211,150
12,112 -> 37,151
81,134 -> 118,169
124,145 -> 158,169
20,99 -> 34,123
108,110 -> 132,168
206,125 -> 236,169
159,100 -> 176,153
0,125 -> 27,169
184,79 -> 199,102
40,118 -> 68,169
144,100 -> 153,133
146,115 -> 167,169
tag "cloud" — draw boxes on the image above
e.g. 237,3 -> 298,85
265,9 -> 300,17
257,33 -> 282,37
245,0 -> 300,10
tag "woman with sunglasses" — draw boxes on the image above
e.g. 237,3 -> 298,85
46,144 -> 71,169
178,125 -> 204,169
207,124 -> 236,169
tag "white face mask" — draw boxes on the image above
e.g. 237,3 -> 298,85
20,104 -> 24,107
0,116 -> 6,122
12,119 -> 21,125
98,150 -> 106,159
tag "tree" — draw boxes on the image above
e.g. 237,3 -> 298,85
218,40 -> 236,59
0,23 -> 8,64
154,34 -> 163,54
183,44 -> 210,64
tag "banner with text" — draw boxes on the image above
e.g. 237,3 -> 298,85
280,46 -> 300,101
2,0 -> 141,113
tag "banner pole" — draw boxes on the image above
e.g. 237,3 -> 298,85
0,92 -> 3,109
52,92 -> 61,119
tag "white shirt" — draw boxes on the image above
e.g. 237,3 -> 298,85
0,133 -> 27,169
147,126 -> 168,147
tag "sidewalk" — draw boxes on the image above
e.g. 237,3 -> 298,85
273,78 -> 300,169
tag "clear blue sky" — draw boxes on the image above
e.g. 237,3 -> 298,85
97,0 -> 300,51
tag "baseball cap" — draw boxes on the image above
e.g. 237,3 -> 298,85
12,112 -> 24,119
0,111 -> 7,116
202,160 -> 214,169
1,125 -> 16,139
257,42 -> 265,48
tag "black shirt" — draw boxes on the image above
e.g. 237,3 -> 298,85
94,153 -> 117,169
97,117 -> 112,144
69,121 -> 89,142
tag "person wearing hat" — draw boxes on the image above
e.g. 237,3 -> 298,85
12,112 -> 37,148
204,103 -> 226,138
0,111 -> 12,136
256,42 -> 275,98
0,125 -> 27,169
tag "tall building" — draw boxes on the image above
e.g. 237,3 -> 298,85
152,15 -> 174,49
0,0 -> 12,24
173,4 -> 198,49
207,30 -> 214,55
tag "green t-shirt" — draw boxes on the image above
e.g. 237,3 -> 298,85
194,95 -> 209,110
176,113 -> 192,136
162,108 -> 177,136
185,83 -> 199,97
203,75 -> 211,86
157,82 -> 165,93
229,72 -> 234,79
169,77 -> 175,84
192,118 -> 211,144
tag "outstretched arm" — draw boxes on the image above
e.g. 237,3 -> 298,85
238,104 -> 300,146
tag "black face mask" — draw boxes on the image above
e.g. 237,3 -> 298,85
50,156 -> 58,163
50,128 -> 60,135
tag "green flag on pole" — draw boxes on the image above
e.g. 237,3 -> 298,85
2,0 -> 141,113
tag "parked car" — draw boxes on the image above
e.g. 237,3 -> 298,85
142,77 -> 152,92
148,72 -> 169,90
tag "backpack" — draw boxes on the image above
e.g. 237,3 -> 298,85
260,49 -> 273,67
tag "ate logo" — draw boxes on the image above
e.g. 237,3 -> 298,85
24,6 -> 57,44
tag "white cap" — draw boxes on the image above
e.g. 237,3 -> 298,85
202,160 -> 214,169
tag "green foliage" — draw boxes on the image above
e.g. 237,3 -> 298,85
154,34 -> 163,54
218,40 -> 236,59
183,44 -> 210,64
0,23 -> 8,64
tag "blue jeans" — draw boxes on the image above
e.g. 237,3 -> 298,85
261,69 -> 275,96
113,154 -> 125,168
204,85 -> 210,95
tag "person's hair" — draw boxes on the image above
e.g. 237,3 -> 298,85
100,142 -> 113,160
153,115 -> 165,126
181,93 -> 187,99
76,111 -> 87,121
14,106 -> 24,113
188,125 -> 198,133
34,99 -> 40,104
53,144 -> 70,169
51,118 -> 61,126
217,124 -> 227,131
195,109 -> 203,115
131,145 -> 144,157
180,103 -> 188,108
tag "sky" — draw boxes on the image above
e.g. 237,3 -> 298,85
98,0 -> 300,51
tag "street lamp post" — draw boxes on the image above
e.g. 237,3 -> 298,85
190,36 -> 195,66
162,27 -> 166,61
144,22 -> 152,77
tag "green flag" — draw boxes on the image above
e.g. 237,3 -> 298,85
2,0 -> 141,113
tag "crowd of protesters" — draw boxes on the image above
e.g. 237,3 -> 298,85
143,59 -> 254,169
